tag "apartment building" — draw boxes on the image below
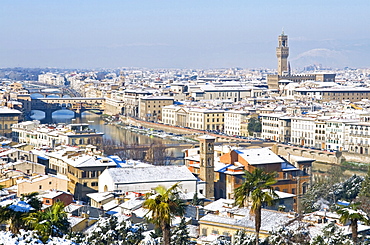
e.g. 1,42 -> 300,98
261,114 -> 291,142
12,121 -> 103,148
291,117 -> 316,147
38,73 -> 65,86
119,90 -> 153,117
162,105 -> 225,131
162,105 -> 190,127
295,87 -> 370,102
188,84 -> 253,102
138,96 -> 174,122
0,107 -> 21,137
188,109 -> 224,131
344,122 -> 370,154
325,118 -> 355,151
314,118 -> 327,149
47,148 -> 118,201
223,111 -> 249,136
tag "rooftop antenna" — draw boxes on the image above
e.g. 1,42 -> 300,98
282,28 -> 285,35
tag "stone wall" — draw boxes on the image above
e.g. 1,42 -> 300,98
341,151 -> 370,164
272,144 -> 344,164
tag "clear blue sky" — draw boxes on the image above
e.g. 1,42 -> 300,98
1,0 -> 369,69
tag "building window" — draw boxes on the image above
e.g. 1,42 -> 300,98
39,185 -> 42,189
45,200 -> 50,204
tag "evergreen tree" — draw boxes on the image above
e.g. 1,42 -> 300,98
333,175 -> 364,201
191,192 -> 202,206
211,236 -> 231,245
233,230 -> 259,245
311,222 -> 353,245
267,222 -> 310,245
83,215 -> 144,245
247,118 -> 262,136
170,218 -> 190,245
301,174 -> 364,213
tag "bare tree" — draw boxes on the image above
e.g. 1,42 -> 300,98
144,142 -> 174,166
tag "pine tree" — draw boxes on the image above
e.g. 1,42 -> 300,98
234,230 -> 258,245
267,222 -> 310,245
311,222 -> 353,245
82,216 -> 144,245
170,218 -> 190,245
333,174 -> 364,201
210,236 -> 230,245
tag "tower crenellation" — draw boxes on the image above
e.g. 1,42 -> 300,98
276,31 -> 289,76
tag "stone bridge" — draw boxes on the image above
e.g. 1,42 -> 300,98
30,97 -> 105,122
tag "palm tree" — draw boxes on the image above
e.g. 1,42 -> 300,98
234,168 -> 277,245
21,192 -> 42,211
0,200 -> 35,233
24,201 -> 70,243
337,203 -> 370,244
143,183 -> 185,245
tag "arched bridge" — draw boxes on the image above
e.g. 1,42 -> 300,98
30,97 -> 105,122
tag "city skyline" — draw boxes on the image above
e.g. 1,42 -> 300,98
1,0 -> 370,69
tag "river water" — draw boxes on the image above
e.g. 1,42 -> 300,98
30,110 -> 185,164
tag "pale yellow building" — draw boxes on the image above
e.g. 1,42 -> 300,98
188,108 -> 224,131
17,174 -> 69,196
138,96 -> 174,122
162,105 -> 225,131
162,105 -> 190,127
0,107 -> 21,137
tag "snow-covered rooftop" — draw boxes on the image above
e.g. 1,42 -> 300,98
235,148 -> 285,165
200,208 -> 292,233
104,165 -> 197,184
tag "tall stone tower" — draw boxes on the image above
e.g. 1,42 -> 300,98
198,135 -> 215,200
276,31 -> 289,76
119,71 -> 126,87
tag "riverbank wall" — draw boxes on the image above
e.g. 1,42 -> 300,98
272,144 -> 344,164
272,144 -> 370,165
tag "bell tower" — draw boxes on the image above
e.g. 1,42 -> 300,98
198,135 -> 215,200
276,31 -> 289,76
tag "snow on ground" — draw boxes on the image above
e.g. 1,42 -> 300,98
0,230 -> 76,245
